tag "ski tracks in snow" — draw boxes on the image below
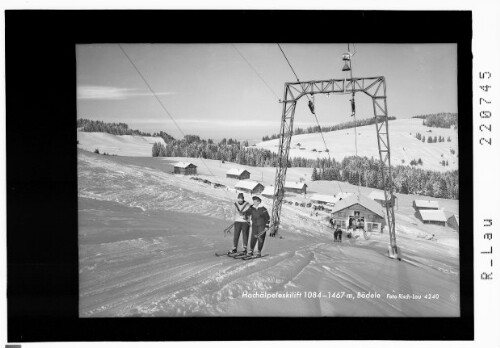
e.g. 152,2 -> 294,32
127,246 -> 318,316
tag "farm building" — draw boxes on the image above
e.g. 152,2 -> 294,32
173,162 -> 197,175
447,214 -> 459,231
261,186 -> 276,199
329,194 -> 386,233
413,199 -> 439,210
226,168 -> 251,180
235,180 -> 264,195
418,209 -> 447,226
284,181 -> 308,194
309,194 -> 337,206
368,190 -> 397,207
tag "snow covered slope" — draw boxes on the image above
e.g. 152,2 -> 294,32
79,150 -> 460,317
77,131 -> 166,157
255,119 -> 459,172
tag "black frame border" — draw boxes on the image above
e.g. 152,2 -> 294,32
6,10 -> 473,342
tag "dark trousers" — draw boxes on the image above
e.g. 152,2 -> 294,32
334,230 -> 342,241
233,221 -> 250,250
250,224 -> 267,252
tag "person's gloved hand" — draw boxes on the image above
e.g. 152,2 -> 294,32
269,226 -> 276,237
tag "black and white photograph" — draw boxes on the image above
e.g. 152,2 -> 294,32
77,43 -> 461,317
7,6 -> 493,345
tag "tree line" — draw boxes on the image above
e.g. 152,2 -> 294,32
261,117 -> 397,142
310,156 -> 458,199
415,132 -> 452,143
77,118 -> 153,136
152,135 -> 458,199
412,112 -> 458,129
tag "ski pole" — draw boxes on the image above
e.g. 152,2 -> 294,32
223,223 -> 234,236
256,224 -> 273,241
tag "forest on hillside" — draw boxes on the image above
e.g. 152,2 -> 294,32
151,136 -> 459,199
77,118 -> 153,136
310,156 -> 458,199
262,116 -> 397,141
75,118 -> 458,199
412,112 -> 458,129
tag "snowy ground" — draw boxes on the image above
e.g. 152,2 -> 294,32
77,131 -> 166,157
77,119 -> 459,173
255,119 -> 459,172
79,149 -> 460,317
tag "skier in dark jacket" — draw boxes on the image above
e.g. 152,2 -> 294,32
244,196 -> 270,257
229,192 -> 251,254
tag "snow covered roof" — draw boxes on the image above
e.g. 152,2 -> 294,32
309,194 -> 337,204
235,180 -> 262,191
420,209 -> 447,222
414,200 -> 439,209
284,181 -> 307,189
336,192 -> 354,200
261,186 -> 275,196
173,161 -> 197,168
226,168 -> 250,176
448,214 -> 459,225
330,194 -> 385,218
369,191 -> 386,201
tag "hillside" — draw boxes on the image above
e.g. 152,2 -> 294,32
77,131 -> 166,157
255,119 -> 458,172
79,149 -> 459,317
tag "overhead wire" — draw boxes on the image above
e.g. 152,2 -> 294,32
231,44 -> 281,101
347,43 -> 361,195
277,43 -> 343,194
117,44 -> 236,212
277,43 -> 312,103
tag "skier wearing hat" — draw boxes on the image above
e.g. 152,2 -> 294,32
228,192 -> 251,255
244,196 -> 270,258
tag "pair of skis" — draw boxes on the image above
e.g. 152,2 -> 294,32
215,251 -> 268,260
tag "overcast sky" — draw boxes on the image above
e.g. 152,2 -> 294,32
77,43 -> 457,142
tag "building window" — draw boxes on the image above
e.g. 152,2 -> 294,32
367,223 -> 379,232
334,219 -> 347,229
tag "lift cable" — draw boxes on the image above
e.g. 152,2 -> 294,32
347,43 -> 361,195
277,43 -> 311,103
117,44 -> 236,208
352,112 -> 361,196
232,44 -> 281,101
277,43 -> 343,194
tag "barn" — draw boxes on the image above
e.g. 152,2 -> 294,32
413,199 -> 439,210
329,194 -> 386,233
284,181 -> 308,194
369,190 -> 397,207
173,162 -> 197,175
261,186 -> 275,199
418,209 -> 447,226
234,180 -> 264,195
447,214 -> 459,231
226,168 -> 251,180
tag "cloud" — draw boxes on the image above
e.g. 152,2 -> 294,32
77,85 -> 175,100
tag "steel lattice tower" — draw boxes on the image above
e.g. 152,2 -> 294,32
270,76 -> 399,258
